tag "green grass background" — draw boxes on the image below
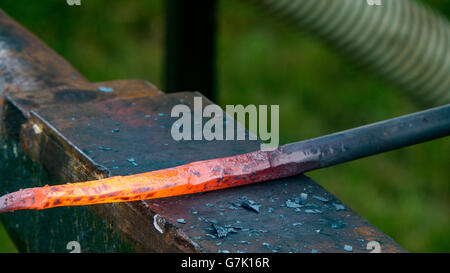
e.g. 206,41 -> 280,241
0,0 -> 448,252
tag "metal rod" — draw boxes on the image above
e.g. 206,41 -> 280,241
278,103 -> 450,172
1,104 -> 449,212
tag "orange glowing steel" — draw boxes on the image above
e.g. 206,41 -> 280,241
4,102 -> 445,212
0,148 -> 307,212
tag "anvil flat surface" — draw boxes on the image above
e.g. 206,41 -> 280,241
0,8 -> 403,252
3,87 -> 404,253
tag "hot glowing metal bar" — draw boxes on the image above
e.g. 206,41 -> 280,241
1,104 -> 449,212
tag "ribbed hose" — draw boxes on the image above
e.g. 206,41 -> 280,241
246,0 -> 450,106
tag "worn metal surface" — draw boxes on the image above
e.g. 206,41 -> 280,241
0,9 -> 404,252
0,10 -> 85,92
4,89 -> 404,252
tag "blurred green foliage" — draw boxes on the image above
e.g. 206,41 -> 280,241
0,222 -> 17,252
0,0 -> 448,252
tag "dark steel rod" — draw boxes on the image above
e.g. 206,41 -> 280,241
275,104 -> 450,173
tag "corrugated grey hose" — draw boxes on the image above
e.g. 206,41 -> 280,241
246,0 -> 450,106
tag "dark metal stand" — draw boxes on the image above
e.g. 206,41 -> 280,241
164,0 -> 217,101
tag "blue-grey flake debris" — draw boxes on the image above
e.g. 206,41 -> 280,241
249,228 -> 267,233
212,224 -> 235,238
312,195 -> 329,203
331,221 -> 346,229
176,218 -> 186,224
232,224 -> 243,230
228,228 -> 238,234
305,202 -> 319,208
239,196 -> 248,201
305,209 -> 322,214
98,86 -> 114,93
344,245 -> 353,252
231,202 -> 241,207
98,146 -> 113,151
205,203 -> 215,207
241,200 -> 261,213
127,158 -> 138,166
285,200 -> 302,208
294,193 -> 308,204
292,222 -> 303,227
332,202 -> 346,211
